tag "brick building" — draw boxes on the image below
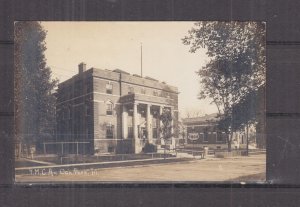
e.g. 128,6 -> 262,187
56,63 -> 179,154
183,112 -> 262,150
183,114 -> 230,150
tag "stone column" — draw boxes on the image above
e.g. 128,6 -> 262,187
237,133 -> 240,149
170,107 -> 174,135
133,103 -> 139,153
122,105 -> 128,139
159,106 -> 163,145
159,106 -> 163,138
146,104 -> 152,143
170,107 -> 175,149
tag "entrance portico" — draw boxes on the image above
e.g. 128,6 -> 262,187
120,93 -> 175,153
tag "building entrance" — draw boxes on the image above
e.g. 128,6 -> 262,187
139,127 -> 147,139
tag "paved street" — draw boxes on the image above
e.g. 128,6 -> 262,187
16,153 -> 266,183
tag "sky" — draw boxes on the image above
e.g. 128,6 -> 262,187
42,22 -> 218,117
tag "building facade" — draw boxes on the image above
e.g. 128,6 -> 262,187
56,63 -> 179,154
183,114 -> 229,150
183,113 -> 253,150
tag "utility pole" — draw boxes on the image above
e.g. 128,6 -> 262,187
140,42 -> 143,77
246,124 -> 249,156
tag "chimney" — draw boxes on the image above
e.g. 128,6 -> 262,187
78,62 -> 86,74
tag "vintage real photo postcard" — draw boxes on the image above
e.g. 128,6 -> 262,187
14,21 -> 266,183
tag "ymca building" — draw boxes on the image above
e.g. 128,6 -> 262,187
56,63 -> 179,154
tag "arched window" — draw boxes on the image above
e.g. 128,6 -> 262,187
106,101 -> 113,115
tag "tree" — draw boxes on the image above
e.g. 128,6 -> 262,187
183,22 -> 266,151
15,22 -> 58,157
177,118 -> 187,140
231,88 -> 262,154
231,90 -> 259,130
159,108 -> 173,159
185,109 -> 203,118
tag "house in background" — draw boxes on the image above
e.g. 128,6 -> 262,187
182,112 -> 263,150
55,62 -> 179,155
182,113 -> 229,150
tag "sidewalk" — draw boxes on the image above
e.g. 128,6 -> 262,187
15,157 -> 192,175
21,158 -> 54,165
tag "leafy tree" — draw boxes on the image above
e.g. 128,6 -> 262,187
177,117 -> 187,141
231,89 -> 259,130
232,88 -> 262,154
159,108 -> 173,158
183,22 -> 265,151
15,22 -> 58,156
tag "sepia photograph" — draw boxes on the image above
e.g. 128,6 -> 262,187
14,21 -> 266,183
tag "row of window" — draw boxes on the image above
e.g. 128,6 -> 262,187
61,79 -> 174,102
61,102 -> 113,119
105,82 -> 172,98
129,87 -> 157,96
63,103 -> 172,118
105,126 -> 160,139
60,123 -> 161,140
188,132 -> 226,142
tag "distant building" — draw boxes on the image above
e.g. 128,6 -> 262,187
183,109 -> 267,151
182,113 -> 251,150
182,114 -> 229,150
56,63 -> 179,154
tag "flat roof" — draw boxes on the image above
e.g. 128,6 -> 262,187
58,66 -> 178,93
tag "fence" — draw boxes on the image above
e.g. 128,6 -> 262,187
42,141 -> 91,155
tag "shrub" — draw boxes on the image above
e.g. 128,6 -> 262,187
142,143 -> 157,153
